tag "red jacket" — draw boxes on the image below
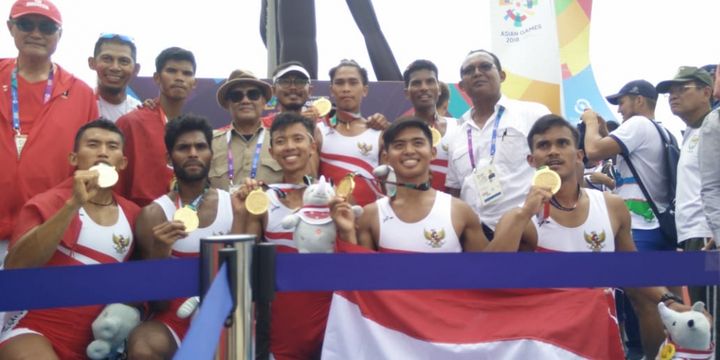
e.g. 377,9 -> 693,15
0,58 -> 98,239
116,106 -> 173,207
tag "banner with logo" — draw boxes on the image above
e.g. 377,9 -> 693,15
490,0 -> 616,123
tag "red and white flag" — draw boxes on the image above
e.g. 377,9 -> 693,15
322,288 -> 623,359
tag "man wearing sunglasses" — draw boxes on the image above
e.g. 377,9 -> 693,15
116,47 -> 197,207
210,70 -> 283,192
0,0 -> 98,266
89,33 -> 141,122
445,50 -> 550,241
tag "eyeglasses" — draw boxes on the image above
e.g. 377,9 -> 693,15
226,89 -> 263,103
99,33 -> 135,44
461,62 -> 495,76
664,84 -> 699,96
12,18 -> 61,35
275,78 -> 310,87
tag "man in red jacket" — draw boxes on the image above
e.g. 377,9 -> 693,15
0,0 -> 98,266
0,119 -> 141,360
116,47 -> 197,207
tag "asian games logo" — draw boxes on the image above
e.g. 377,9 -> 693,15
500,0 -> 539,27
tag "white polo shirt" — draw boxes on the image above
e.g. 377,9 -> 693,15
676,126 -> 712,241
446,96 -> 550,229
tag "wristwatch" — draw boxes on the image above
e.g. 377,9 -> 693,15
659,292 -> 684,305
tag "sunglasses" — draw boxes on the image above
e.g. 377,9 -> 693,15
226,89 -> 263,103
275,78 -> 310,87
12,18 -> 61,35
461,62 -> 495,76
99,33 -> 135,44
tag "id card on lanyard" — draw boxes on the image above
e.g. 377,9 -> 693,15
10,63 -> 54,158
468,106 -> 505,205
227,128 -> 265,193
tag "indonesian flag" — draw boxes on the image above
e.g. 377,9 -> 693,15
324,242 -> 624,358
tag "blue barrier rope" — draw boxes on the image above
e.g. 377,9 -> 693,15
1,252 -> 719,312
174,263 -> 233,360
0,258 -> 198,312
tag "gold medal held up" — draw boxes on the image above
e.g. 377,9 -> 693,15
89,163 -> 119,188
532,166 -> 561,194
174,206 -> 200,232
311,97 -> 332,117
245,189 -> 270,215
336,173 -> 356,198
430,127 -> 442,147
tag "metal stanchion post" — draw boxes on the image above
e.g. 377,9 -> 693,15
200,235 -> 256,360
253,243 -> 277,360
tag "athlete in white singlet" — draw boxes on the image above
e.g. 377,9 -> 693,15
493,114 -> 705,359
127,114 -> 232,358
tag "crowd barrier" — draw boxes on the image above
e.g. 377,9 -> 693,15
2,251 -> 720,359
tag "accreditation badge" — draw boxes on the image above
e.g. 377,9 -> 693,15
473,163 -> 503,206
15,134 -> 27,158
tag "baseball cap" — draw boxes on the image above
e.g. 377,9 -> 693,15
656,66 -> 714,93
216,69 -> 272,109
605,80 -> 658,105
272,64 -> 311,83
10,0 -> 62,25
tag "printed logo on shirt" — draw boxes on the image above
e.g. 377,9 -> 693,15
382,215 -> 394,223
357,142 -> 373,156
584,230 -> 606,252
112,234 -> 130,254
424,227 -> 446,248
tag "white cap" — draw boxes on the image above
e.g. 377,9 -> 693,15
273,64 -> 311,83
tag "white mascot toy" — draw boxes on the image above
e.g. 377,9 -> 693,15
86,303 -> 141,359
281,176 -> 361,253
656,301 -> 714,360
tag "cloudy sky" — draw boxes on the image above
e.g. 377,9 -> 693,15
2,0 -> 718,133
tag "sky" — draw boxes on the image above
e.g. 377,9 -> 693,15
2,0 -> 718,135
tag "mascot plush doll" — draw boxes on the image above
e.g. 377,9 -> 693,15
656,301 -> 714,360
86,303 -> 141,359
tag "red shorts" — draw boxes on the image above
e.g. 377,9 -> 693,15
152,298 -> 191,345
0,305 -> 102,360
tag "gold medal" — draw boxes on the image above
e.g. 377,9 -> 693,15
312,97 -> 332,117
659,343 -> 675,360
532,166 -> 561,194
430,127 -> 442,147
89,163 -> 119,188
245,189 -> 270,215
174,206 -> 199,232
336,174 -> 356,197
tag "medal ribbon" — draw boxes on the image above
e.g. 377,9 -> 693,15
175,183 -> 210,211
226,128 -> 265,186
10,63 -> 54,135
467,105 -> 505,169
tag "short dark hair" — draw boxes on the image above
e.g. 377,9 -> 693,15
382,117 -> 433,151
402,59 -> 438,88
93,34 -> 137,62
437,81 -> 450,108
164,114 -> 213,154
74,118 -> 125,151
329,59 -> 369,85
527,114 -> 580,150
461,49 -> 503,76
272,61 -> 307,78
155,47 -> 196,74
270,112 -> 316,145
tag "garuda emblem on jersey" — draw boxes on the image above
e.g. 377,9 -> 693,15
112,234 -> 130,254
357,142 -> 373,156
584,230 -> 606,252
424,228 -> 446,248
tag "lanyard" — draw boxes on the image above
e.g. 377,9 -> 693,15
175,183 -> 209,211
10,64 -> 54,134
226,128 -> 265,185
467,106 -> 505,169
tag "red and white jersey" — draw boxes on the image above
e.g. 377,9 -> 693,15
377,191 -> 461,253
154,190 -> 233,258
430,117 -> 460,191
318,122 -> 382,206
264,187 -> 298,252
56,206 -> 134,264
532,189 -> 615,252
